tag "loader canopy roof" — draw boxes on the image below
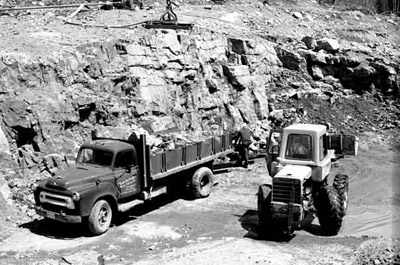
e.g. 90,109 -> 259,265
284,124 -> 327,137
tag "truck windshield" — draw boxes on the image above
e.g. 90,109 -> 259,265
77,148 -> 113,167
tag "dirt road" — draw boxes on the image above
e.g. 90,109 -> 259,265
0,134 -> 399,264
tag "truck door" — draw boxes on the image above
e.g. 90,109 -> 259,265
266,129 -> 282,176
114,149 -> 140,199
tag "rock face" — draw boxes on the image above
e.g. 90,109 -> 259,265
0,28 -> 399,213
0,31 -> 282,184
274,46 -> 307,71
298,45 -> 399,95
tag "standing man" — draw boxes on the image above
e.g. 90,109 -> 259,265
235,124 -> 253,169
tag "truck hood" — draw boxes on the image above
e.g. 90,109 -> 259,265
41,164 -> 113,191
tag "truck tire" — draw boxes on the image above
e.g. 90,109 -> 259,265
88,200 -> 112,235
257,184 -> 272,234
316,185 -> 343,235
190,167 -> 214,198
333,174 -> 349,216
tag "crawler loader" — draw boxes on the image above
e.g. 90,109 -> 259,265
258,124 -> 358,236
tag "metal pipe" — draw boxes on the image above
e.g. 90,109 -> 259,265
0,2 -> 121,12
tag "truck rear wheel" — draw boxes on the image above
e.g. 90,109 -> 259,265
316,185 -> 343,235
257,184 -> 272,235
333,174 -> 349,216
88,200 -> 112,235
190,167 -> 214,198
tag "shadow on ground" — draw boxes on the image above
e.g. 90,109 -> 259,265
20,193 -> 179,239
115,194 -> 178,226
238,209 -> 332,242
19,219 -> 89,239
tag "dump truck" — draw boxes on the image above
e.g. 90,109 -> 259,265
33,132 -> 234,235
258,124 -> 358,236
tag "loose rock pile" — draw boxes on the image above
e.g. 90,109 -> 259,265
354,238 -> 400,265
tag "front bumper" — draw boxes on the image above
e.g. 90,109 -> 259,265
270,202 -> 304,231
35,206 -> 82,224
271,202 -> 303,221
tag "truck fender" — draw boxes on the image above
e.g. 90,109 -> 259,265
79,183 -> 118,217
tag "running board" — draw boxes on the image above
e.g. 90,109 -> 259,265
141,186 -> 168,200
118,199 -> 144,213
118,186 -> 168,212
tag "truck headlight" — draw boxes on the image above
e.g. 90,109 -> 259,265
72,192 -> 80,201
304,186 -> 311,196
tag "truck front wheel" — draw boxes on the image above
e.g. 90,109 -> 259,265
190,167 -> 214,198
88,200 -> 112,235
316,185 -> 343,235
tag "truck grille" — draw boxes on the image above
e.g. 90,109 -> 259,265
272,177 -> 302,204
39,191 -> 75,209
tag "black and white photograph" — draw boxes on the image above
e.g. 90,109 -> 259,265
0,0 -> 399,264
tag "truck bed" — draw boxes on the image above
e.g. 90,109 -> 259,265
149,133 -> 233,180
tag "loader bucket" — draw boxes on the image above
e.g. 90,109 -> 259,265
327,134 -> 359,156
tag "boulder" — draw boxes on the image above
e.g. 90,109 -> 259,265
339,55 -> 361,67
292,12 -> 303,19
205,78 -> 219,93
228,38 -> 281,73
233,89 -> 260,123
252,81 -> 270,120
222,64 -> 252,91
301,36 -> 317,50
146,116 -> 177,133
60,251 -> 102,265
1,100 -> 30,129
0,125 -> 10,155
148,30 -> 182,54
228,38 -> 247,55
340,64 -> 378,93
269,109 -> 284,121
311,65 -> 325,80
317,38 -> 340,53
309,51 -> 330,65
324,75 -> 343,90
194,35 -> 227,63
226,104 -> 244,126
274,47 -> 307,71
0,172 -> 12,204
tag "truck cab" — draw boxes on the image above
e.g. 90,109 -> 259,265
34,139 -> 142,234
77,140 -> 141,198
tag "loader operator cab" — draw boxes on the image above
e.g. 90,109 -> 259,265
266,124 -> 357,180
260,123 -> 358,236
266,124 -> 334,181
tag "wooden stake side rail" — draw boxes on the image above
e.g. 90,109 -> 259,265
150,149 -> 233,180
149,133 -> 234,181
